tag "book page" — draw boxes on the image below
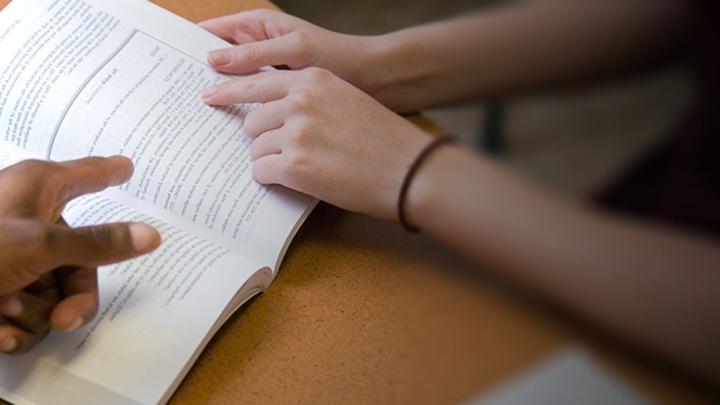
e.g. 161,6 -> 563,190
0,136 -> 30,167
0,0 -> 315,401
0,140 -> 269,404
0,0 -> 315,270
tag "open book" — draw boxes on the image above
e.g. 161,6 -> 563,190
0,0 -> 316,403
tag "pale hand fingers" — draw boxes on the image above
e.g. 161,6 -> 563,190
207,31 -> 310,75
199,9 -> 281,44
251,136 -> 317,196
244,99 -> 290,138
202,70 -> 296,106
250,128 -> 285,161
252,154 -> 290,187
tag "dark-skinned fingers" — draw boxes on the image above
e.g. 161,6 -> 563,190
0,322 -> 41,355
51,266 -> 98,332
0,291 -> 52,335
24,273 -> 57,295
0,160 -> 60,217
50,292 -> 97,332
55,156 -> 134,204
0,157 -> 133,219
25,273 -> 61,306
38,222 -> 161,269
55,266 -> 97,297
0,221 -> 159,297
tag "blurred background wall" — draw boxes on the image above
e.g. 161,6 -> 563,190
274,0 -> 693,197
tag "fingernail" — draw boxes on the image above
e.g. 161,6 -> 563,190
202,86 -> 217,100
111,155 -> 134,173
129,223 -> 161,252
0,337 -> 17,352
208,50 -> 230,66
65,317 -> 84,332
0,297 -> 22,317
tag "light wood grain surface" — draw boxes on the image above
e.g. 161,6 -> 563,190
0,0 -> 712,403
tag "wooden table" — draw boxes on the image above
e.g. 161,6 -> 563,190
0,0 -> 713,403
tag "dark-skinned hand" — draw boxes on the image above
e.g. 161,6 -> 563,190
0,157 -> 161,354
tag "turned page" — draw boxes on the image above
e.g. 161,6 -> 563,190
0,0 -> 315,270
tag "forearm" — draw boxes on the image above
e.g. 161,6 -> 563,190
363,0 -> 690,112
406,146 -> 720,383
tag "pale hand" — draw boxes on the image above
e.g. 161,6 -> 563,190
202,68 -> 432,221
199,9 -> 379,94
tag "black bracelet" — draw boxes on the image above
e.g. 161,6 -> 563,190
398,136 -> 454,233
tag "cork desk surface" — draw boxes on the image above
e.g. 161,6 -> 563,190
0,0 -> 711,403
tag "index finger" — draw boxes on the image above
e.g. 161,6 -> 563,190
202,70 -> 296,106
56,156 -> 134,204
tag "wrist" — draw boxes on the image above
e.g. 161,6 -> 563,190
397,137 -> 454,232
362,32 -> 414,101
403,144 -> 473,234
338,34 -> 396,97
360,30 -> 449,112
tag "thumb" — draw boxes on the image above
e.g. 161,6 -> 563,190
42,222 -> 161,269
207,32 -> 309,74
